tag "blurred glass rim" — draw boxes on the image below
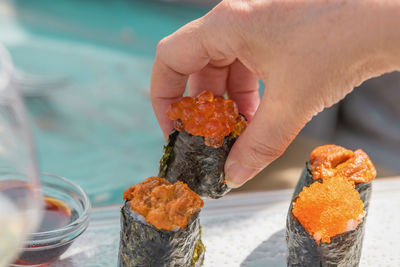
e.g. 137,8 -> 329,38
0,43 -> 40,191
24,173 -> 91,248
0,43 -> 14,91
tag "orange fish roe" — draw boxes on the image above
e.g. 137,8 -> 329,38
292,177 -> 364,244
166,90 -> 247,148
310,145 -> 376,184
123,177 -> 204,231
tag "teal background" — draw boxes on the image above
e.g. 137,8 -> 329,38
0,0 -> 208,205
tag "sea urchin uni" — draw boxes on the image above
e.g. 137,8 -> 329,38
119,177 -> 205,267
122,176 -> 203,231
167,90 -> 247,148
310,145 -> 376,184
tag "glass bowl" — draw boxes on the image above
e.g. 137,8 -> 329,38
0,44 -> 43,266
12,173 -> 90,267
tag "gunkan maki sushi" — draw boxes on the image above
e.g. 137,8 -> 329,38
286,145 -> 377,267
287,177 -> 366,267
119,177 -> 205,267
159,90 -> 247,199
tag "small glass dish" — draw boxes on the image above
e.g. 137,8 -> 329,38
12,173 -> 90,267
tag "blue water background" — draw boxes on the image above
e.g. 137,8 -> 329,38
0,0 -> 210,205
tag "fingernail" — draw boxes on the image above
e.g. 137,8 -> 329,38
225,163 -> 259,188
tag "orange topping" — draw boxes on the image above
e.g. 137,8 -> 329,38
225,99 -> 238,117
233,117 -> 247,137
167,103 -> 181,121
310,145 -> 376,184
197,90 -> 214,102
180,96 -> 194,108
166,90 -> 247,148
214,97 -> 225,112
123,177 -> 204,231
292,177 -> 364,244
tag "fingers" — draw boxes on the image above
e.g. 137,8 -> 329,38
150,20 -> 211,139
227,60 -> 260,121
151,61 -> 188,140
187,64 -> 230,97
225,89 -> 307,188
188,59 -> 260,122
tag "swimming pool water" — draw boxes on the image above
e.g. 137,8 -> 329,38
0,0 -> 208,205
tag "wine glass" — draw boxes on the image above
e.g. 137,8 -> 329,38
0,44 -> 42,267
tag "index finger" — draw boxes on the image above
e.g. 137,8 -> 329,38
150,20 -> 211,139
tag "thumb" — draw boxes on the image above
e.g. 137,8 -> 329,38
225,90 -> 313,188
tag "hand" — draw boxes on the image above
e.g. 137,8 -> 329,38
150,0 -> 400,187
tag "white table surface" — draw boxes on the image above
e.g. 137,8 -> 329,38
50,177 -> 400,267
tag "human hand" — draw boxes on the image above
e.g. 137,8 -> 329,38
150,0 -> 400,187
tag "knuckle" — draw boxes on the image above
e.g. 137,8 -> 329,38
216,0 -> 256,51
208,1 -> 247,30
222,0 -> 253,14
219,0 -> 253,26
182,19 -> 203,34
156,20 -> 203,58
156,37 -> 168,54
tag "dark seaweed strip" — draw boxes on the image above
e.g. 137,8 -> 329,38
159,129 -> 237,199
286,208 -> 365,267
118,202 -> 205,267
290,162 -> 317,200
286,162 -> 372,267
355,181 -> 372,211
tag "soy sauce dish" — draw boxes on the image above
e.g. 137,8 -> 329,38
12,173 -> 90,267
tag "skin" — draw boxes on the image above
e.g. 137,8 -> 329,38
150,0 -> 400,188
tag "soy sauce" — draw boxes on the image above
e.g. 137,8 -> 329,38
38,197 -> 71,232
15,196 -> 75,266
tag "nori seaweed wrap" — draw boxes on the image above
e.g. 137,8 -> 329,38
159,90 -> 247,198
159,129 -> 238,199
286,194 -> 366,267
118,177 -> 205,267
286,145 -> 377,267
119,202 -> 205,267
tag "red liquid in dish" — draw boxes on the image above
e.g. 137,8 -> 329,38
38,197 -> 71,231
15,196 -> 74,266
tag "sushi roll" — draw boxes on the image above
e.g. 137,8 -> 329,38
292,145 -> 376,209
286,177 -> 366,267
118,177 -> 205,267
159,90 -> 247,199
286,145 -> 377,267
